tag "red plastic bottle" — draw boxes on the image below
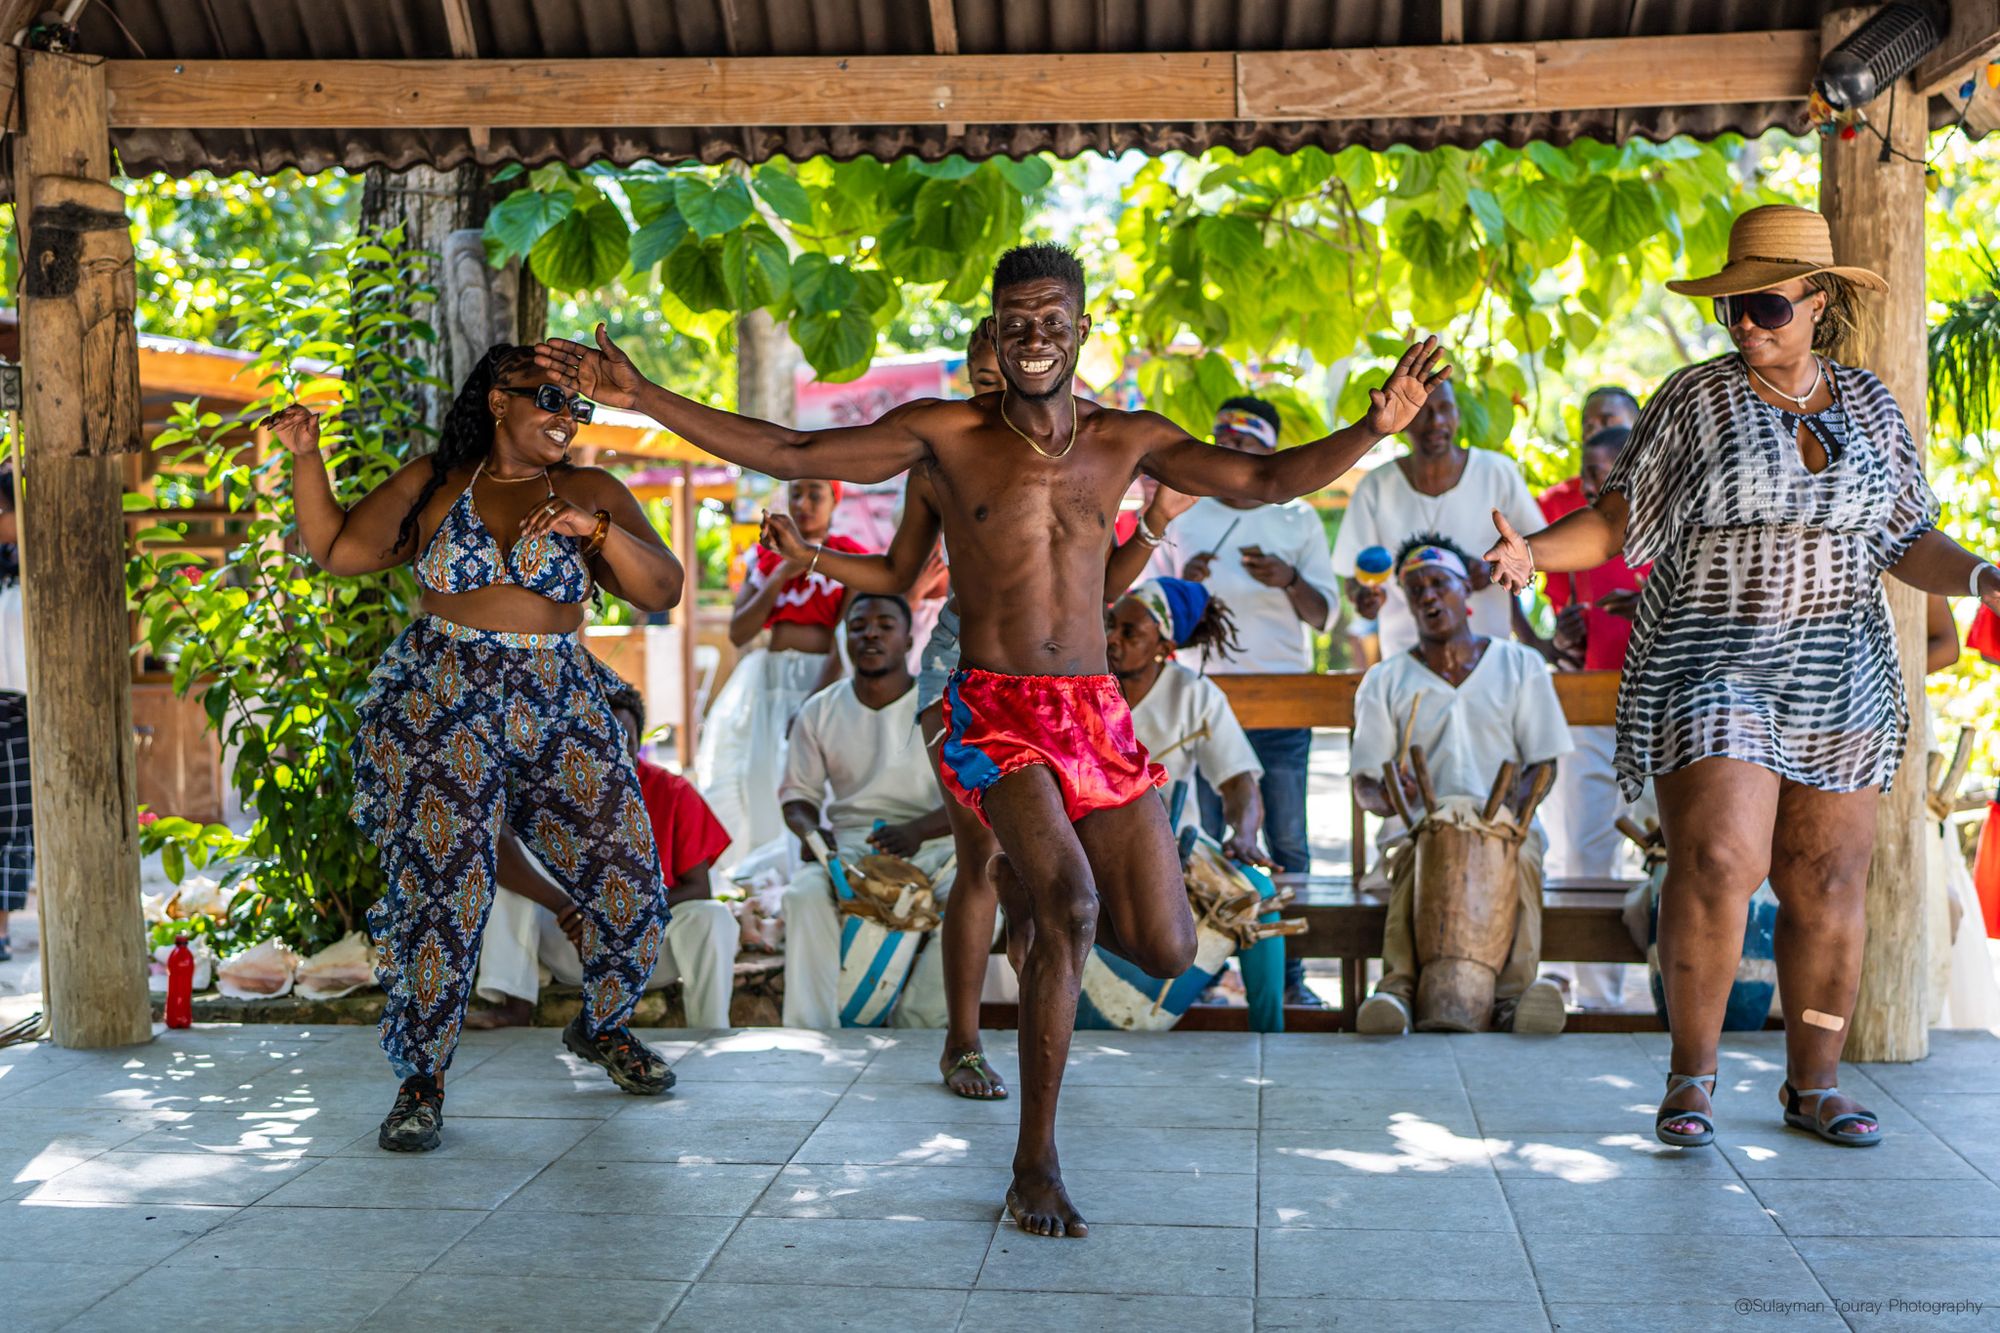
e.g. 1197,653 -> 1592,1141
165,935 -> 194,1030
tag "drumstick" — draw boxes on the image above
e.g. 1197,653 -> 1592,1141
1398,695 -> 1424,766
1515,762 -> 1557,832
1381,761 -> 1417,826
1940,727 -> 1977,803
1151,723 -> 1213,763
1203,517 -> 1243,559
1615,815 -> 1654,850
1481,761 -> 1520,824
1408,744 -> 1438,817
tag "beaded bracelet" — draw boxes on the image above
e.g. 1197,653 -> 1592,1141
583,509 -> 612,558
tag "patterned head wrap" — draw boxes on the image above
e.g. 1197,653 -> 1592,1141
1214,409 -> 1279,450
1397,543 -> 1469,584
1129,577 -> 1210,647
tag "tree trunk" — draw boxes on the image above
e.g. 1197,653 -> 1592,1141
736,309 -> 797,425
356,164 -> 546,438
1820,5 -> 1930,1063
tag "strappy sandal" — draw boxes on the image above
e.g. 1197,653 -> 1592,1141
943,1049 -> 1008,1100
1655,1072 -> 1717,1148
1781,1081 -> 1883,1148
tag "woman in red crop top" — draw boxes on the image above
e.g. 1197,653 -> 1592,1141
697,477 -> 870,855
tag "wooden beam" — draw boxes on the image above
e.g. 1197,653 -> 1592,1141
927,0 -> 963,134
1821,5 -> 1928,1062
1439,0 -> 1465,45
102,53 -> 1235,129
1240,30 -> 1817,121
1914,0 -> 2000,98
436,0 -> 489,152
85,33 -> 1814,132
13,49 -> 153,1049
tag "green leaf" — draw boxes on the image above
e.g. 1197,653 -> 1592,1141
663,239 -> 731,312
1195,215 -> 1263,274
675,175 -> 756,238
1571,177 -> 1663,258
1497,174 -> 1568,246
625,178 -> 681,226
791,253 -> 859,313
1524,141 -> 1580,183
994,156 -> 1053,194
752,166 -> 814,226
528,199 -> 631,292
627,208 -> 691,274
485,189 -> 574,261
722,223 -> 792,309
794,303 -> 877,380
909,155 -> 978,180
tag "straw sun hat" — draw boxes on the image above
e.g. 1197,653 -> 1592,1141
1665,204 -> 1888,298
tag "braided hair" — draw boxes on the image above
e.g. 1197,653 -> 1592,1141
0,469 -> 16,589
1181,595 -> 1243,667
391,343 -> 537,558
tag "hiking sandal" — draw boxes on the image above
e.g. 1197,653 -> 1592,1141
1655,1071 -> 1717,1148
1782,1082 -> 1883,1147
563,1015 -> 675,1095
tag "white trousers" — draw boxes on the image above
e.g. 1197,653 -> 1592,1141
780,835 -> 954,1029
695,647 -> 827,858
1540,724 -> 1642,1011
475,889 -> 741,1029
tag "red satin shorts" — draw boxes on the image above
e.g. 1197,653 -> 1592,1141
938,668 -> 1166,827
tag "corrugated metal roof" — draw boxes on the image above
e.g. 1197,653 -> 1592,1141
71,0 -> 1847,179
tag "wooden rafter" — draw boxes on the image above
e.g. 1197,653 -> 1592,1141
83,32 -> 1818,131
1913,0 -> 2000,98
437,0 -> 489,151
929,0 -> 964,134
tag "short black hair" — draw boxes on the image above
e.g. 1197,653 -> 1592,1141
1583,385 -> 1640,417
1217,396 -> 1279,431
966,320 -> 993,353
0,470 -> 14,512
1394,530 -> 1477,574
849,592 -> 912,627
606,681 -> 645,730
992,242 -> 1084,308
1582,425 -> 1631,457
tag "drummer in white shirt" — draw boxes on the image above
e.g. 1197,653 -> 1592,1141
1331,380 -> 1544,658
779,593 -> 957,1029
1348,535 -> 1572,1036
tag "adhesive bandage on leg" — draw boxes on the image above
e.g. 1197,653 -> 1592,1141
1802,1008 -> 1846,1032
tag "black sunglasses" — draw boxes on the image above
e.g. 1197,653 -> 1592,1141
1713,292 -> 1809,332
502,383 -> 595,423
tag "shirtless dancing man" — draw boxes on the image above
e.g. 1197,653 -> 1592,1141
537,243 -> 1449,1238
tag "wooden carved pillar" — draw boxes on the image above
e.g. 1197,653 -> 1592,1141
12,49 -> 152,1048
1820,5 -> 1930,1062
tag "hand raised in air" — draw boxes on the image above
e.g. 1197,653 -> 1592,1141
1364,336 -> 1453,437
534,323 -> 646,410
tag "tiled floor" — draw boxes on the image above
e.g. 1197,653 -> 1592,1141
1,1025 -> 1996,1331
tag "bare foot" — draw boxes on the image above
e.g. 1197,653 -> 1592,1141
464,998 -> 533,1030
1006,1171 -> 1088,1239
942,1046 -> 1008,1100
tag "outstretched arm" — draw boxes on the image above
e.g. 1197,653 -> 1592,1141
536,324 -> 931,484
1137,339 -> 1451,506
1890,530 -> 2000,616
1485,497 -> 1628,593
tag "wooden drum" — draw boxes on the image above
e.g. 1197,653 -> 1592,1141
1391,754 -> 1554,1033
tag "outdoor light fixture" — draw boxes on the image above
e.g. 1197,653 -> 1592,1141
1815,1 -> 1947,110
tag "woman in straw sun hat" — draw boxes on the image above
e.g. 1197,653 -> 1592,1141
1487,204 -> 2000,1151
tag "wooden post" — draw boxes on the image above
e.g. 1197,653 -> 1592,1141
1820,6 -> 1928,1062
675,464 -> 700,771
12,49 -> 152,1048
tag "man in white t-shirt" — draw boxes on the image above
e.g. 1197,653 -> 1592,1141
1348,536 -> 1572,1035
1152,396 -> 1339,1005
780,593 -> 957,1028
1331,380 -> 1543,657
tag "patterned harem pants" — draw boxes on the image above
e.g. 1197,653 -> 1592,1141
352,616 -> 667,1078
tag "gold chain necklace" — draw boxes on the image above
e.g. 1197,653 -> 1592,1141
478,460 -> 550,484
999,391 -> 1078,460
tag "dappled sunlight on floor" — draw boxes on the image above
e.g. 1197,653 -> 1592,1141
0,1026 -> 1993,1328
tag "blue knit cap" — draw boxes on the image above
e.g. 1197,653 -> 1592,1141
1130,576 -> 1211,647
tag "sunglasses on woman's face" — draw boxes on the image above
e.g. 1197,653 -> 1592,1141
1713,292 -> 1809,332
502,383 -> 595,424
